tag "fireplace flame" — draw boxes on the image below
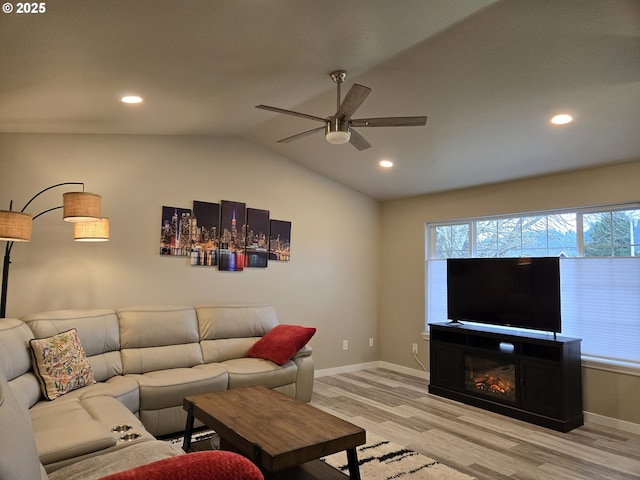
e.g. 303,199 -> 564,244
474,374 -> 513,395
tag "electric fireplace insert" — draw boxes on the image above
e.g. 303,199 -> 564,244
464,355 -> 516,403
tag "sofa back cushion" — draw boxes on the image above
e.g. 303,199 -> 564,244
196,305 -> 279,339
196,305 -> 279,363
0,318 -> 42,407
117,306 -> 203,374
23,310 -> 122,382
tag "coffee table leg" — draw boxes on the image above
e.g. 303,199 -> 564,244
182,408 -> 195,452
346,447 -> 361,480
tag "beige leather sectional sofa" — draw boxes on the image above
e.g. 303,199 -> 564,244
0,305 -> 314,476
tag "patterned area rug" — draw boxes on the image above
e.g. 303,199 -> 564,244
322,433 -> 476,480
165,428 -> 219,448
167,430 -> 476,479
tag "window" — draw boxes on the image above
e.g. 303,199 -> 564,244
426,204 -> 640,370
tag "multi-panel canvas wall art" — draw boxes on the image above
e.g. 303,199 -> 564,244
245,208 -> 270,268
160,206 -> 192,256
269,220 -> 291,261
190,201 -> 220,267
160,200 -> 290,270
219,200 -> 246,271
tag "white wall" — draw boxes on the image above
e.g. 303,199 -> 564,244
0,133 -> 380,370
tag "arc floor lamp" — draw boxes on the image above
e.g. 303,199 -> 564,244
0,182 -> 109,318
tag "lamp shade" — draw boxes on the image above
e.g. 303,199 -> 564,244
74,218 -> 109,242
63,192 -> 102,222
0,210 -> 32,241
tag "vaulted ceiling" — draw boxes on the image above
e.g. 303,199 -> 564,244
1,0 -> 638,200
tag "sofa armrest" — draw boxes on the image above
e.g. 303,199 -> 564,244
47,441 -> 184,480
293,347 -> 314,402
292,344 -> 313,359
35,420 -> 116,465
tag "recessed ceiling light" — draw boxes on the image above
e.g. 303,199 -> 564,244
379,160 -> 394,168
120,95 -> 143,104
550,114 -> 573,125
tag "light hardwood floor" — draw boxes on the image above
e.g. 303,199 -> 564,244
310,368 -> 640,480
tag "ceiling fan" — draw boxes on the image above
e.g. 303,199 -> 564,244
256,70 -> 427,151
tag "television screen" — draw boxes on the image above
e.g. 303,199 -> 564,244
447,257 -> 561,333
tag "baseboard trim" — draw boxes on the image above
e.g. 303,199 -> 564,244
584,411 -> 640,435
315,362 -> 380,378
314,362 -> 640,435
378,361 -> 429,380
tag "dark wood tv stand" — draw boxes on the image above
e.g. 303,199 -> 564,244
428,322 -> 583,432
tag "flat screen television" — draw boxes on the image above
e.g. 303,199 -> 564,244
447,257 -> 561,333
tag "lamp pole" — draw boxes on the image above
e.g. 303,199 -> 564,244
0,241 -> 13,318
0,182 -> 85,318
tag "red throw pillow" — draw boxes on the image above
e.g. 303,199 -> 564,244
247,324 -> 316,365
99,451 -> 263,480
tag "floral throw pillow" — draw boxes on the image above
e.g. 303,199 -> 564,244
29,328 -> 96,400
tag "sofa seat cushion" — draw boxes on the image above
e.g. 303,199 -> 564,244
47,441 -> 185,480
127,365 -> 228,410
77,376 -> 141,414
218,357 -> 297,390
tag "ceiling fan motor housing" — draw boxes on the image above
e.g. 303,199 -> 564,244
325,116 -> 351,144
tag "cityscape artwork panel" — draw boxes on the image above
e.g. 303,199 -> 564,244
160,200 -> 291,270
190,201 -> 220,267
269,219 -> 291,261
160,206 -> 192,256
245,208 -> 270,268
219,200 -> 246,271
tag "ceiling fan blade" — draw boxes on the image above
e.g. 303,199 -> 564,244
351,116 -> 427,127
256,105 -> 327,123
277,126 -> 325,144
349,128 -> 371,151
336,84 -> 371,120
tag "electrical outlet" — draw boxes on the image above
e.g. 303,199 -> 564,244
412,343 -> 418,354
369,337 -> 374,347
343,340 -> 349,351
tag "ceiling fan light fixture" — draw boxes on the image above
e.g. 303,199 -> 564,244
325,117 -> 351,145
326,130 -> 351,144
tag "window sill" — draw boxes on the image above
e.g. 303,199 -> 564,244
582,357 -> 640,377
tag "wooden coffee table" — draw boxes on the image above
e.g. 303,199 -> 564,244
182,386 -> 365,479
